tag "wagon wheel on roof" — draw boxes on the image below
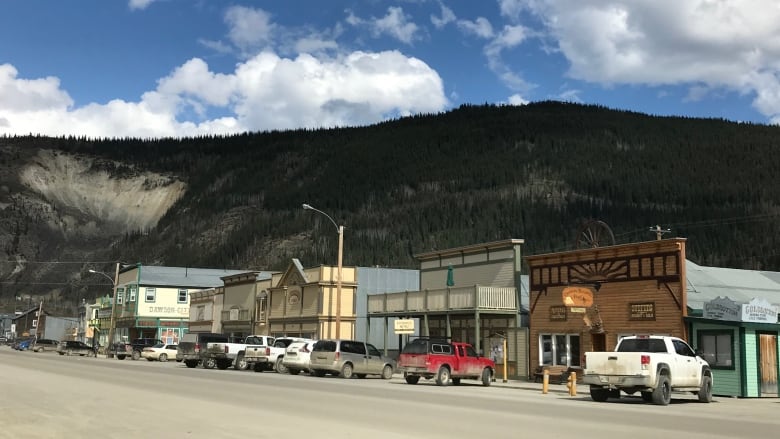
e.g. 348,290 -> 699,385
575,220 -> 615,249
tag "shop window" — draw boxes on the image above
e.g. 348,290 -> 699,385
178,289 -> 188,304
145,288 -> 156,303
539,333 -> 581,367
129,286 -> 136,302
698,330 -> 734,369
117,288 -> 124,305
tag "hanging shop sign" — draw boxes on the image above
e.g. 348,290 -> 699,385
703,296 -> 741,321
629,302 -> 655,321
562,287 -> 594,307
741,298 -> 778,324
549,306 -> 567,321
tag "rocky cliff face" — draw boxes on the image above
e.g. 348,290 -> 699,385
0,146 -> 186,303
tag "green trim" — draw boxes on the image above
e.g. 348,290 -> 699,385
755,330 -> 780,397
135,264 -> 142,315
739,326 -> 747,397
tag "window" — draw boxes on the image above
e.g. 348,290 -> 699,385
367,344 -> 382,357
698,330 -> 734,369
196,305 -> 205,321
539,333 -> 581,366
145,288 -> 156,303
32,319 -> 37,328
129,286 -> 136,302
178,289 -> 188,304
117,287 -> 124,305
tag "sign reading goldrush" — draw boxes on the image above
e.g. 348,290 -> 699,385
562,287 -> 594,308
741,298 -> 778,323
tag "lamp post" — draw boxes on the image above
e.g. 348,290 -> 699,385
303,203 -> 344,339
89,262 -> 120,357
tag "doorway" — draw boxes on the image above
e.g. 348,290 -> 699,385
758,333 -> 778,396
591,333 -> 606,352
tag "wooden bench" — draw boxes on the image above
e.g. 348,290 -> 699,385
534,365 -> 570,384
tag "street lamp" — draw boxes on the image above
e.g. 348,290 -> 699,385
88,262 -> 120,356
303,203 -> 344,339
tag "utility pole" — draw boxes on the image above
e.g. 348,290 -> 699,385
35,299 -> 43,339
106,262 -> 120,355
649,225 -> 671,241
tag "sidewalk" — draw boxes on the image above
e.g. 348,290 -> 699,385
491,378 -> 574,394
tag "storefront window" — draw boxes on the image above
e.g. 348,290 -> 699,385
539,334 -> 580,366
698,330 -> 734,369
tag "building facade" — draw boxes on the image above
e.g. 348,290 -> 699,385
188,287 -> 224,334
367,239 -> 529,378
526,239 -> 688,376
220,272 -> 274,340
95,265 -> 247,345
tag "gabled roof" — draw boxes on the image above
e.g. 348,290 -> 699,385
135,266 -> 253,288
686,260 -> 780,310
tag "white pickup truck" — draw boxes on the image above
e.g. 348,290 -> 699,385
203,335 -> 274,371
245,337 -> 312,373
582,335 -> 713,405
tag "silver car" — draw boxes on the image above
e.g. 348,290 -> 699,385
309,339 -> 394,379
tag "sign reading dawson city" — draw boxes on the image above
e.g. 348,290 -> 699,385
703,296 -> 741,321
562,287 -> 594,308
741,298 -> 779,324
141,305 -> 189,318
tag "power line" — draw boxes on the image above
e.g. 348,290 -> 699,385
0,260 -> 120,264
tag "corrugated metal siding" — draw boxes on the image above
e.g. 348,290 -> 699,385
354,267 -> 420,349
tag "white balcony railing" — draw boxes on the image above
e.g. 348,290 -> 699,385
367,286 -> 517,314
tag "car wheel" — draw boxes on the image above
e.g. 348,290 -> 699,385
203,358 -> 216,369
340,363 -> 354,379
275,357 -> 288,374
184,360 -> 198,368
435,366 -> 450,386
159,353 -> 168,362
652,375 -> 671,406
698,375 -> 713,403
405,375 -> 420,385
234,353 -> 247,370
590,386 -> 610,402
481,368 -> 492,387
216,359 -> 231,370
117,355 -> 126,360
131,350 -> 141,361
381,365 -> 394,380
146,358 -> 154,361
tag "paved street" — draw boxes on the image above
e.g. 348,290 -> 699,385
1,348 -> 778,439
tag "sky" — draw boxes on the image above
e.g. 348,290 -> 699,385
1,0 -> 779,139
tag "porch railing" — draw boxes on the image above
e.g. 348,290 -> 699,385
367,286 -> 517,314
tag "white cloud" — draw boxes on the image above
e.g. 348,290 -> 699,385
507,94 -> 528,105
485,25 -> 532,91
225,6 -> 276,53
0,50 -> 447,138
520,0 -> 780,121
431,2 -> 456,28
347,7 -> 420,45
457,17 -> 494,39
128,0 -> 157,11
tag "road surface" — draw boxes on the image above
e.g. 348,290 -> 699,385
1,348 -> 778,438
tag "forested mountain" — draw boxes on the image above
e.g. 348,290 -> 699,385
1,101 -> 779,311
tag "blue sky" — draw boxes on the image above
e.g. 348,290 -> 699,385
1,0 -> 777,138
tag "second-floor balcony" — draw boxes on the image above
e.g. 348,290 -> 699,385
367,286 -> 518,315
221,308 -> 251,322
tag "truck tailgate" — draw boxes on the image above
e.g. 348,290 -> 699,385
586,352 -> 646,375
399,354 -> 427,369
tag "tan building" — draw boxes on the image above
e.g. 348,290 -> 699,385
265,259 -> 357,339
220,272 -> 275,340
187,287 -> 224,334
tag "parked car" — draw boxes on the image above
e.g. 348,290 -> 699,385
57,340 -> 95,356
0,336 -> 8,345
129,338 -> 164,360
14,338 -> 33,351
177,332 -> 230,369
32,338 -> 60,352
282,340 -> 318,375
398,337 -> 495,386
309,339 -> 395,379
142,343 -> 179,362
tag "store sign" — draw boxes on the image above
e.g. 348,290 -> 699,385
703,296 -> 740,321
562,287 -> 594,307
394,319 -> 415,334
629,302 -> 655,321
159,320 -> 181,327
97,309 -> 113,319
549,306 -> 567,321
137,320 -> 157,327
741,298 -> 778,323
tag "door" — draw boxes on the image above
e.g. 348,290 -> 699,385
759,334 -> 778,396
365,343 -> 384,375
591,333 -> 606,352
672,339 -> 699,386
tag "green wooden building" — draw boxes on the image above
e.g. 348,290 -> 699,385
685,262 -> 780,398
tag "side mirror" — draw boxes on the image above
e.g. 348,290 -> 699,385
694,348 -> 703,357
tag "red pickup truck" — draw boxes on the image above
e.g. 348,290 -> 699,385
398,338 -> 495,386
